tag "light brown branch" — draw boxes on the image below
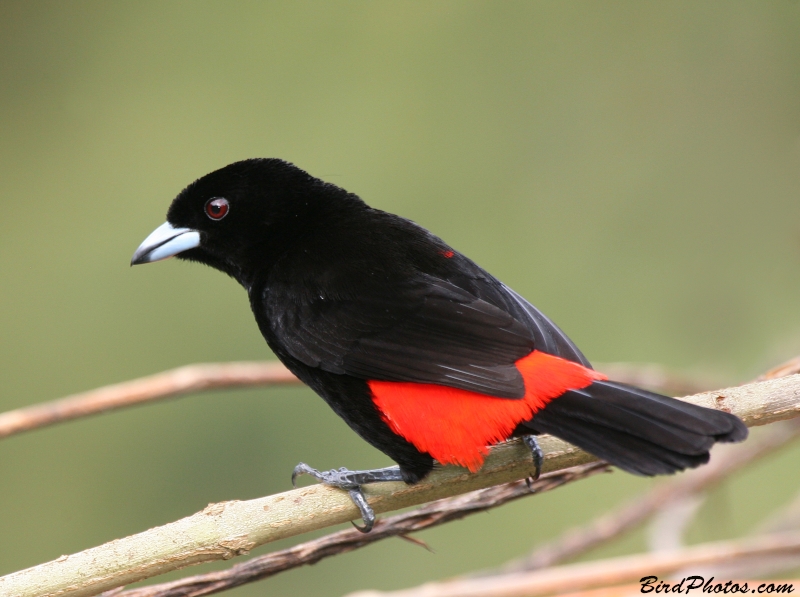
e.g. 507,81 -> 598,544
757,355 -> 800,382
2,374 -> 799,597
105,463 -> 610,597
0,362 -> 298,439
346,532 -> 800,597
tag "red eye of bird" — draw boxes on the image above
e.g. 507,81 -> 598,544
205,198 -> 229,220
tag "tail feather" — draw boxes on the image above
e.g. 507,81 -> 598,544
521,380 -> 748,476
527,413 -> 712,475
539,388 -> 717,454
589,382 -> 747,442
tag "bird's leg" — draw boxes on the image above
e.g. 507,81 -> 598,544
291,463 -> 405,533
522,435 -> 544,489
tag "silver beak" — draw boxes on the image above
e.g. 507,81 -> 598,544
131,222 -> 201,265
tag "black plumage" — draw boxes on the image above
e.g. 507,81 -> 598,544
133,158 -> 747,486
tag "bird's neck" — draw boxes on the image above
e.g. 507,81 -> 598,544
233,192 -> 369,292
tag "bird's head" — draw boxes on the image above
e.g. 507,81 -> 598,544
131,158 -> 355,285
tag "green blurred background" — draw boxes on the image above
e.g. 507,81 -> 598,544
2,1 -> 800,593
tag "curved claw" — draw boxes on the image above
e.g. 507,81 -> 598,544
292,462 -> 317,488
348,488 -> 376,533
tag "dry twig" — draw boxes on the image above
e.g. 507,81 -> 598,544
757,355 -> 800,382
0,362 -> 298,439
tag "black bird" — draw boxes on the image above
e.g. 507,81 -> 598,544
132,158 -> 747,531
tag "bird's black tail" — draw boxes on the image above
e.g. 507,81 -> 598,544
521,380 -> 748,475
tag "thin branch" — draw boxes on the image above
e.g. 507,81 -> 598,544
345,532 -> 800,597
757,354 -> 800,382
0,362 -> 298,439
106,463 -> 610,597
2,374 -> 799,597
493,417 -> 800,573
0,361 -> 723,441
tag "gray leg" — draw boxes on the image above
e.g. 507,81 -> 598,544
292,463 -> 405,532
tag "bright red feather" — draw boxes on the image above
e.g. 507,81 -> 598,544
368,350 -> 606,472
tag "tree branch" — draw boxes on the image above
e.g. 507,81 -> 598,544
105,463 -> 610,597
2,374 -> 799,597
345,531 -> 800,597
0,362 -> 298,439
757,354 -> 800,382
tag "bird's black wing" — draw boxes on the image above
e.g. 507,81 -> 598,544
262,259 -> 589,399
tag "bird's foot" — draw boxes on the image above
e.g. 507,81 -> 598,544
522,435 -> 544,490
291,463 -> 405,533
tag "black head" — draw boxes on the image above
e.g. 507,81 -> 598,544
131,158 -> 360,286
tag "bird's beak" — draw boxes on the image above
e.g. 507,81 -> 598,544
131,222 -> 201,265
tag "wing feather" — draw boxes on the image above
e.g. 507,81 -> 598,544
261,213 -> 589,398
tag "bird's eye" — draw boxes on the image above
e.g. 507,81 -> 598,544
205,198 -> 229,220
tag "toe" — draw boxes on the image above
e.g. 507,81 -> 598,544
348,488 -> 375,533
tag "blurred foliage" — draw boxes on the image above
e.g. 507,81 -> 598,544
2,1 -> 800,594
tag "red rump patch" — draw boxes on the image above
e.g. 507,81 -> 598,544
440,250 -> 455,258
369,351 -> 606,472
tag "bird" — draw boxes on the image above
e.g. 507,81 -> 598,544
132,158 -> 747,531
